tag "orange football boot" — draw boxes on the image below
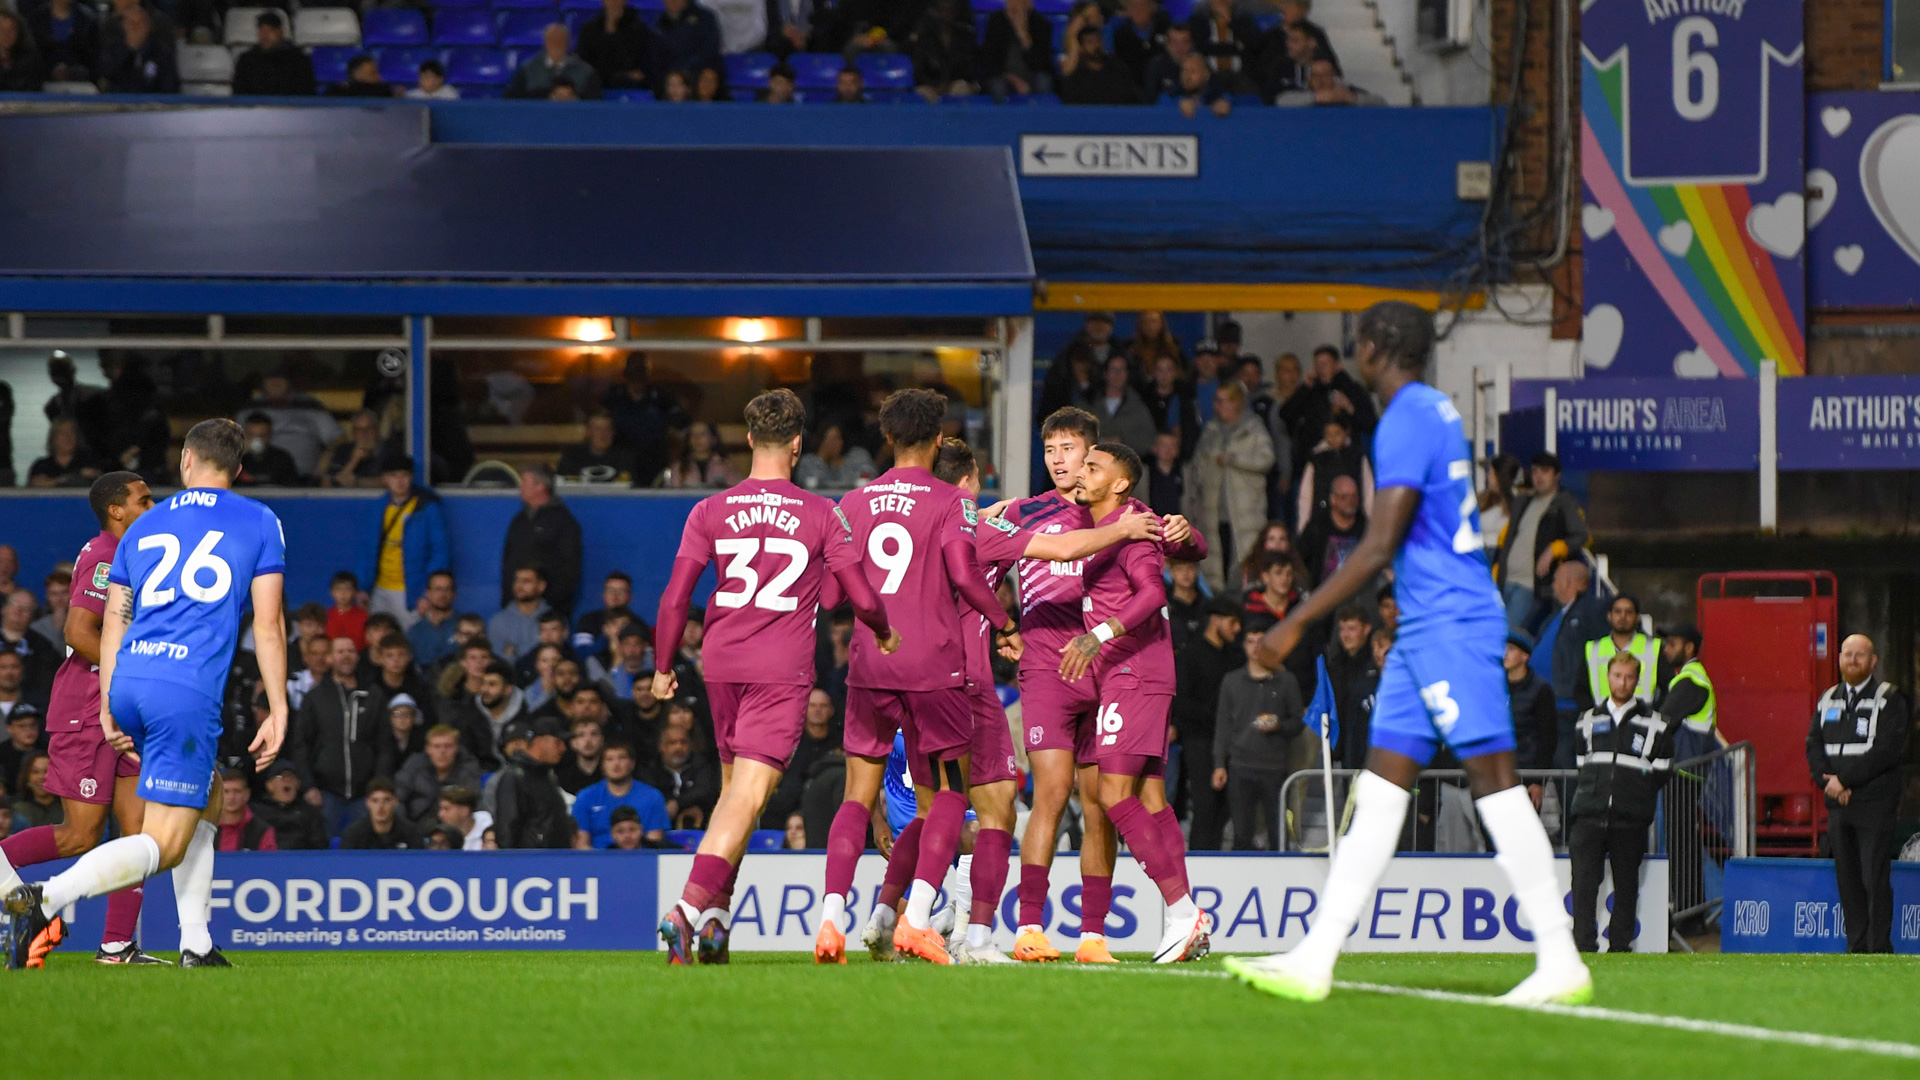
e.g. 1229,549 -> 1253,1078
1011,927 -> 1060,962
26,915 -> 66,970
814,920 -> 848,965
892,920 -> 953,965
1074,936 -> 1117,963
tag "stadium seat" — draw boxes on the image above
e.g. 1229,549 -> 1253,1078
1032,0 -> 1072,12
493,0 -> 557,10
377,45 -> 439,84
309,44 -> 357,83
788,51 -> 842,87
178,42 -> 235,82
856,52 -> 911,88
665,829 -> 705,850
724,50 -> 774,87
865,87 -> 918,102
222,6 -> 284,45
497,8 -> 561,46
1254,12 -> 1280,31
434,0 -> 489,7
559,0 -> 603,14
1043,12 -> 1066,44
361,7 -> 430,45
969,0 -> 1004,8
605,87 -> 660,101
1161,0 -> 1194,18
456,82 -> 505,97
434,8 -> 498,44
445,45 -> 509,83
747,830 -> 786,852
293,7 -> 361,46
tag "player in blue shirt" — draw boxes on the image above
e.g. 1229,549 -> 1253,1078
6,420 -> 291,970
873,731 -> 976,956
1225,302 -> 1590,1006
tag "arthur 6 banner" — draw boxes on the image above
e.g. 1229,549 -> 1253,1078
1580,0 -> 1805,380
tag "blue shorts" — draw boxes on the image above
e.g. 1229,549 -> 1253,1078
1370,618 -> 1516,766
110,674 -> 223,810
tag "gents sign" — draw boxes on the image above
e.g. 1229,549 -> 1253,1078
1019,135 -> 1199,177
1777,375 -> 1920,468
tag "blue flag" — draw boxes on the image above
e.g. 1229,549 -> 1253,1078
1305,655 -> 1339,747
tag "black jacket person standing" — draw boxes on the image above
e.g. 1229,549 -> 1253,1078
1173,598 -> 1242,849
501,463 -> 584,618
1567,652 -> 1675,952
1805,634 -> 1910,953
493,717 -> 575,848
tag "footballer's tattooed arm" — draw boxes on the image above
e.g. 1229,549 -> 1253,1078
1058,617 -> 1123,681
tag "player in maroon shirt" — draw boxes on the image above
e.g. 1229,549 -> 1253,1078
652,390 -> 897,966
0,472 -> 162,963
1059,442 -> 1213,963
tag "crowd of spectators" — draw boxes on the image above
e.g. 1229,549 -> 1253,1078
0,0 -> 1388,107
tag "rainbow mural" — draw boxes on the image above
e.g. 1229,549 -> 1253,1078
1579,0 -> 1806,380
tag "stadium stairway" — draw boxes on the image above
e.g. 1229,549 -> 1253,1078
1316,0 -> 1415,105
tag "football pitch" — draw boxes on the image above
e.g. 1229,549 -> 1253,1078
10,951 -> 1919,1078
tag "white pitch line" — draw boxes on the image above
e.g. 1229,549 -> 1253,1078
1054,964 -> 1920,1060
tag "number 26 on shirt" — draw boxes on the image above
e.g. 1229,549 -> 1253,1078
137,530 -> 234,607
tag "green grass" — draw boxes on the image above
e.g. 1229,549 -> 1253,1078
10,951 -> 1919,1079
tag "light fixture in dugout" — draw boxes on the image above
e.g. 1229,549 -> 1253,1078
565,317 -> 615,343
725,318 -> 774,344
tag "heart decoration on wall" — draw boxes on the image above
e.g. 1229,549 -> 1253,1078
1582,204 -> 1615,241
1860,115 -> 1920,268
1581,304 -> 1623,370
1658,220 -> 1694,257
1746,192 -> 1804,258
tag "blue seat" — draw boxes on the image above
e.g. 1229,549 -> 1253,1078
972,11 -> 990,40
454,81 -> 505,96
788,51 -> 843,87
605,87 -> 659,101
665,829 -> 705,850
856,52 -> 912,88
377,46 -> 439,83
361,7 -> 429,45
1162,0 -> 1194,19
559,0 -> 602,11
435,0 -> 489,7
309,44 -> 357,83
747,829 -> 786,852
1032,0 -> 1072,12
724,50 -> 774,87
1044,12 -> 1067,44
866,87 -> 918,102
445,45 -> 508,83
1254,12 -> 1280,30
433,8 -> 497,44
496,8 -> 559,45
493,0 -> 555,9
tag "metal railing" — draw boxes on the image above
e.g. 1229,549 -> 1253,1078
1660,740 -> 1757,945
1279,769 -> 1581,854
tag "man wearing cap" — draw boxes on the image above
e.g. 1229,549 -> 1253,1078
231,10 -> 315,96
480,719 -> 535,816
1504,629 -> 1557,806
357,452 -> 451,629
493,717 -> 575,848
1175,597 -> 1243,849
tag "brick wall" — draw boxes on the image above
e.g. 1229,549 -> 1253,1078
1807,0 -> 1885,91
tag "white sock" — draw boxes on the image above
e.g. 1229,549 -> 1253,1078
1167,894 -> 1197,923
966,921 -> 991,949
42,834 -> 161,916
1476,785 -> 1582,972
866,902 -> 896,931
0,846 -> 19,896
949,855 -> 973,927
904,880 -> 937,930
1291,770 -> 1410,972
698,907 -> 731,930
173,821 -> 217,955
823,892 -> 847,930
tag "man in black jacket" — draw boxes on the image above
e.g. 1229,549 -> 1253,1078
494,717 -> 575,848
1806,634 -> 1910,953
251,763 -> 329,850
231,10 -> 315,96
501,463 -> 583,618
288,636 -> 378,835
1165,558 -> 1207,653
639,724 -> 719,829
1174,598 -> 1241,849
1568,654 -> 1674,952
340,778 -> 423,850
1060,26 -> 1143,104
1537,560 -> 1608,768
1493,452 -> 1589,632
575,0 -> 660,91
1504,629 -> 1557,798
1321,605 -> 1375,768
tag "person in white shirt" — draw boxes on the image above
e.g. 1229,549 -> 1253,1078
406,58 -> 460,99
438,787 -> 493,851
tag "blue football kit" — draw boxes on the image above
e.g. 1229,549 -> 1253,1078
107,487 -> 286,808
882,731 -> 976,839
1366,382 -> 1515,765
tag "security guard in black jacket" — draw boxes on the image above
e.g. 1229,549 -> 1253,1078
493,716 -> 574,849
1568,652 -> 1676,952
1805,634 -> 1911,953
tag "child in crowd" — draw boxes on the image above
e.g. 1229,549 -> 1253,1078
327,570 -> 370,650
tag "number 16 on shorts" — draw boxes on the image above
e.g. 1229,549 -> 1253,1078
1097,702 -> 1123,746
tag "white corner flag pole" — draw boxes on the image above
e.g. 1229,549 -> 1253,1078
1321,719 -> 1337,857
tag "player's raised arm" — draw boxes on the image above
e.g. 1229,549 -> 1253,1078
96,581 -> 134,754
1255,485 -> 1419,669
1158,514 -> 1206,562
1059,542 -> 1166,681
1018,508 -> 1160,563
249,572 -> 290,771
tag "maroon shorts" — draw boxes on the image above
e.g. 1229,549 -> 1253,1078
1091,668 -> 1172,776
1017,668 -> 1099,762
846,685 -> 972,784
708,681 -> 811,770
966,679 -> 1017,787
45,724 -> 140,805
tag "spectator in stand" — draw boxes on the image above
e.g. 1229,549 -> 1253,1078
507,23 -> 604,99
494,717 -> 574,848
329,53 -> 393,97
693,65 -> 726,102
1242,551 -> 1318,694
1166,558 -> 1208,651
1296,415 -> 1373,527
555,715 -> 605,794
571,739 -> 668,847
1298,474 -> 1367,589
1110,0 -> 1170,82
406,59 -> 459,99
502,463 -> 583,617
1142,23 -> 1195,99
241,373 -> 342,479
660,68 -> 692,101
605,625 -> 653,701
764,0 -> 815,57
654,0 -> 722,81
827,64 -> 867,103
1262,21 -> 1316,98
1184,380 -> 1274,591
355,452 -> 450,627
1322,604 -> 1376,768
909,0 -> 976,102
470,659 -> 529,756
1504,629 -> 1557,797
1176,597 -> 1241,849
408,571 -> 461,668
26,0 -> 99,84
395,723 -> 482,826
1534,560 -> 1606,768
31,568 -> 69,652
231,10 -> 314,96
370,636 -> 437,729
576,0 -> 660,92
600,806 -> 643,849
1493,451 -> 1589,633
759,688 -> 839,827
981,0 -> 1054,101
523,643 -> 565,710
99,3 -> 177,93
1060,23 -> 1142,104
1236,521 -> 1309,596
372,688 -> 425,777
1232,357 -> 1292,520
1277,0 -> 1336,66
490,567 -> 552,661
640,724 -> 718,828
289,636 -> 379,834
1270,352 -> 1311,464
602,354 -> 688,485
656,421 -> 741,488
1171,51 -> 1230,116
1275,57 -> 1383,106
1040,313 -> 1118,419
1144,355 -> 1199,457
318,409 -> 387,489
1295,344 -> 1377,459
1477,452 -> 1522,563
341,778 -> 422,849
236,413 -> 301,487
1213,631 -> 1305,850
327,571 -> 370,650
559,411 -> 638,484
1185,0 -> 1258,93
795,423 -> 875,492
784,811 -> 808,849
252,763 -> 329,849
0,700 -> 41,792
1146,430 -> 1185,519
1,594 -> 57,706
27,418 -> 103,489
1088,355 -> 1157,455
0,11 -> 47,93
1129,308 -> 1185,370
574,571 -> 641,654
440,639 -> 500,757
757,62 -> 798,102
11,751 -> 59,829
289,633 -> 331,712
214,769 -> 277,851
436,786 -> 490,849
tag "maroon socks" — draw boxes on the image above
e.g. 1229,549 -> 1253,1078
912,790 -> 968,892
877,817 -> 924,910
678,852 -> 733,914
823,800 -> 871,902
1017,863 -> 1050,927
1109,796 -> 1190,904
1,825 -> 59,868
102,883 -> 143,945
1079,875 -> 1112,938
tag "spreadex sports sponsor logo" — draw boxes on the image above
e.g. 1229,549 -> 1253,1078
211,876 -> 600,945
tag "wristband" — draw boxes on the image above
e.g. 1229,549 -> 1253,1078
1092,622 -> 1116,644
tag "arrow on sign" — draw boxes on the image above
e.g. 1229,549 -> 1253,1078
1030,145 -> 1064,165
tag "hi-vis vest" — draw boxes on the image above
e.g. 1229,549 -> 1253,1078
1817,680 -> 1890,760
1585,632 -> 1660,704
1667,658 -> 1715,734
